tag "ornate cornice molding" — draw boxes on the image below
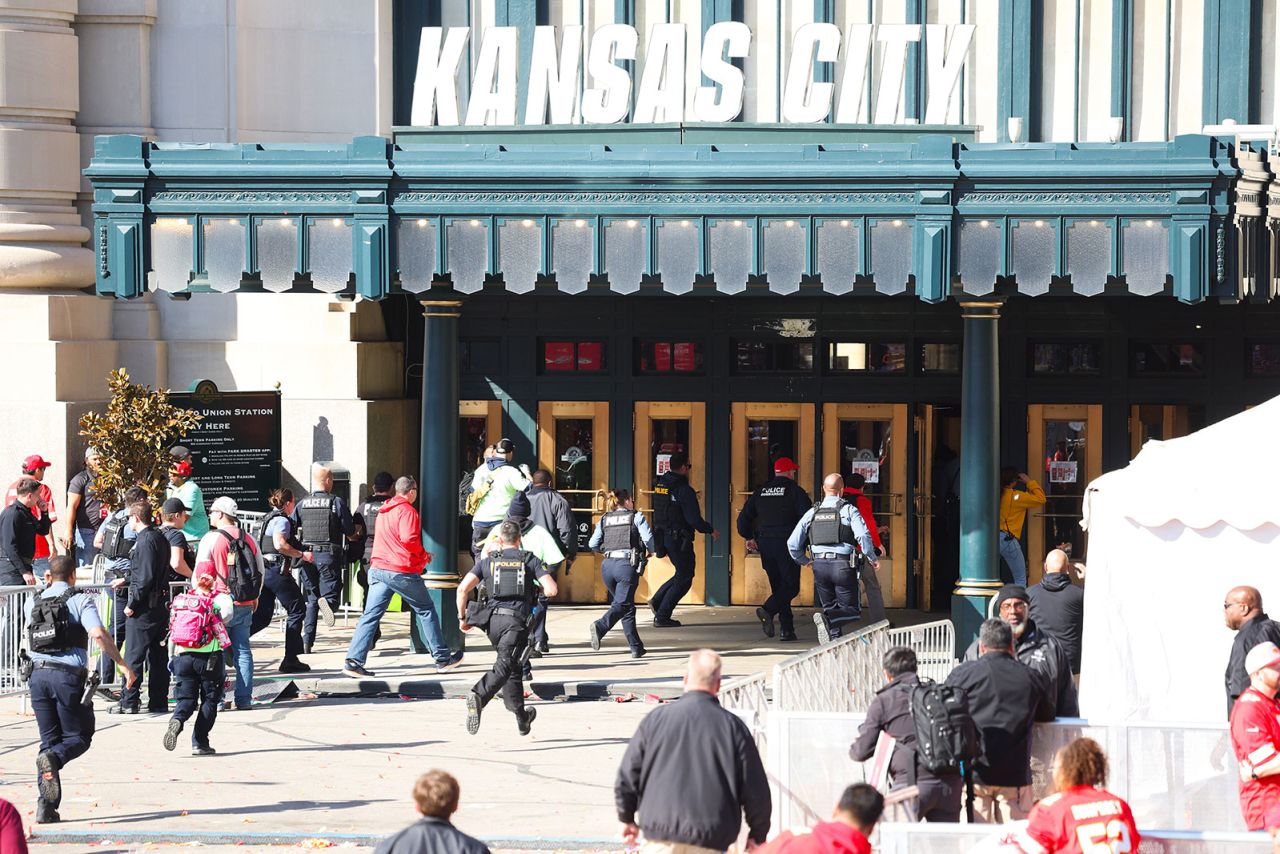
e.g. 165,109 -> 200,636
151,191 -> 350,204
394,190 -> 915,205
960,191 -> 1171,205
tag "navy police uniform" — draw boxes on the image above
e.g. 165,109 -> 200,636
292,490 -> 355,651
118,524 -> 171,712
250,509 -> 308,664
788,496 -> 876,640
737,474 -> 811,638
648,471 -> 713,624
588,509 -> 655,655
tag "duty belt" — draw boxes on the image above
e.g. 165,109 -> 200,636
307,544 -> 340,553
33,659 -> 87,679
605,549 -> 634,559
813,552 -> 852,560
492,605 -> 527,618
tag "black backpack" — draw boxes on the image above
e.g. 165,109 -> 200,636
28,589 -> 86,654
910,679 -> 982,775
458,473 -> 474,517
219,529 -> 263,602
99,512 -> 133,560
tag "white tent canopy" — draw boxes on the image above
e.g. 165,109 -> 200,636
1079,397 -> 1280,723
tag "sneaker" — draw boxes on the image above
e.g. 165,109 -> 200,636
588,623 -> 601,651
192,745 -> 217,756
163,719 -> 183,752
536,639 -> 549,654
435,651 -> 464,673
529,647 -> 543,659
35,803 -> 59,824
318,597 -> 336,627
653,617 -> 681,628
465,691 -> 482,735
779,631 -> 799,642
343,660 -> 375,679
36,751 -> 60,805
278,658 -> 311,674
108,704 -> 139,715
813,612 -> 831,646
756,607 -> 775,638
631,647 -> 647,659
147,705 -> 168,715
517,707 -> 537,736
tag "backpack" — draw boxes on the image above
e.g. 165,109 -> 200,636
169,590 -> 218,647
99,512 -> 133,560
909,679 -> 982,775
219,529 -> 263,602
465,473 -> 493,516
27,589 -> 85,654
458,474 -> 474,516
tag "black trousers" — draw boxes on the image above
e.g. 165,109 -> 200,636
120,607 -> 169,711
300,551 -> 343,649
758,536 -> 801,634
472,610 -> 529,717
812,557 -> 860,637
651,531 -> 695,620
29,666 -> 94,807
911,775 -> 964,822
97,588 -> 128,685
593,558 -> 643,651
470,520 -> 497,560
171,651 -> 225,749
251,562 -> 305,659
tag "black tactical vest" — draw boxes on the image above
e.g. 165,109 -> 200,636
359,495 -> 389,559
487,551 -> 530,602
296,494 -> 340,546
258,509 -> 301,557
600,510 -> 635,553
809,500 -> 855,548
28,589 -> 88,654
754,482 -> 798,532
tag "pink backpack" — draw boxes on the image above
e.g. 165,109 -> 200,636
169,591 -> 229,649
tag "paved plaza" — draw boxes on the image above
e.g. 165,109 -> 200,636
0,605 -> 935,852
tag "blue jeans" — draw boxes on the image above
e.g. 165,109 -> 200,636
74,527 -> 99,568
346,569 -> 450,666
999,533 -> 1028,586
225,604 -> 254,707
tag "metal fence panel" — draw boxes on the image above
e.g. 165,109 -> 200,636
0,582 -> 116,697
876,825 -> 1271,854
886,619 -> 957,683
771,620 -> 892,713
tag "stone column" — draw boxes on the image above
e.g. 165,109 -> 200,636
0,0 -> 93,288
952,299 -> 1003,654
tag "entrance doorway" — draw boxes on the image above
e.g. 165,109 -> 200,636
458,400 -> 503,569
915,405 -> 962,611
537,401 -> 609,603
1129,404 -> 1206,458
634,402 -> 706,604
1026,404 -> 1102,581
822,403 -> 909,607
730,403 -> 816,606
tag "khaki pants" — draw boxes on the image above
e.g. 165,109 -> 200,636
641,841 -> 723,854
970,784 -> 1033,823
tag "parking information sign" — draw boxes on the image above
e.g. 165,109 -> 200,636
169,380 -> 282,512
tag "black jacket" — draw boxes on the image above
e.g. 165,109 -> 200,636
373,817 -> 490,854
944,651 -> 1055,787
964,619 -> 1079,718
736,476 -> 812,539
126,526 -> 171,613
1226,613 -> 1280,718
850,672 -> 959,788
527,485 -> 576,561
0,499 -> 50,576
655,472 -> 713,536
616,690 -> 770,849
1026,574 -> 1085,674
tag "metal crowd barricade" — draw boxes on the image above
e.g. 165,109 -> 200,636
875,825 -> 1271,853
0,581 -> 116,698
770,619 -> 892,713
886,619 -> 957,683
720,670 -> 771,754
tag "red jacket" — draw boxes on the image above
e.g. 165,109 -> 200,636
842,488 -> 883,551
756,821 -> 871,854
369,495 -> 431,574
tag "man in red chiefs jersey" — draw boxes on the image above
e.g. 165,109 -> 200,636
1015,737 -> 1140,854
1231,641 -> 1280,831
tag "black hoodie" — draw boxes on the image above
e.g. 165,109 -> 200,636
1027,573 -> 1085,674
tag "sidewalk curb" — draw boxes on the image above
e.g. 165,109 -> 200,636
285,675 -> 684,701
29,829 -> 618,849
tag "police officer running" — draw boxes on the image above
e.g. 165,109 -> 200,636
649,452 -> 718,628
250,488 -> 310,673
587,489 -> 655,658
737,457 -> 811,642
293,464 -> 354,652
25,555 -> 135,823
788,473 -> 877,644
456,521 -> 558,736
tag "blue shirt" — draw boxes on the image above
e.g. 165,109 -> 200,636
25,581 -> 103,667
588,511 -> 656,552
787,495 -> 875,563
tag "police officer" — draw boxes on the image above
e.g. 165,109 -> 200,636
737,457 -> 811,641
293,464 -> 354,652
648,452 -> 718,628
112,497 -> 172,714
354,471 -> 395,597
250,488 -> 310,672
788,473 -> 877,645
456,521 -> 557,736
587,489 -> 655,658
25,555 -> 135,823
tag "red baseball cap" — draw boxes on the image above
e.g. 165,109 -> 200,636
773,457 -> 800,473
22,455 -> 52,471
170,459 -> 193,477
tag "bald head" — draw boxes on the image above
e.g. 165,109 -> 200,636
312,464 -> 333,491
685,649 -> 723,694
1226,586 -> 1264,631
822,473 -> 845,496
1044,549 -> 1069,575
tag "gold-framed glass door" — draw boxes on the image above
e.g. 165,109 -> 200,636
1027,404 -> 1102,582
634,402 -> 706,604
822,403 -> 909,607
458,400 -> 503,571
915,405 -> 962,611
537,401 -> 609,603
730,403 -> 816,606
1129,404 -> 1205,458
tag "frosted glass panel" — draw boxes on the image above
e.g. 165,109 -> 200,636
816,219 -> 859,293
499,218 -> 541,292
1011,220 -> 1056,295
604,218 -> 647,292
957,219 -> 1000,294
308,219 -> 352,292
656,218 -> 697,293
256,218 -> 297,291
203,218 -> 246,291
1123,220 -> 1170,295
869,219 -> 912,294
150,217 -> 193,292
764,219 -> 805,293
709,219 -> 752,293
552,218 -> 593,293
447,219 -> 488,292
1067,220 -> 1111,295
397,218 -> 437,293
